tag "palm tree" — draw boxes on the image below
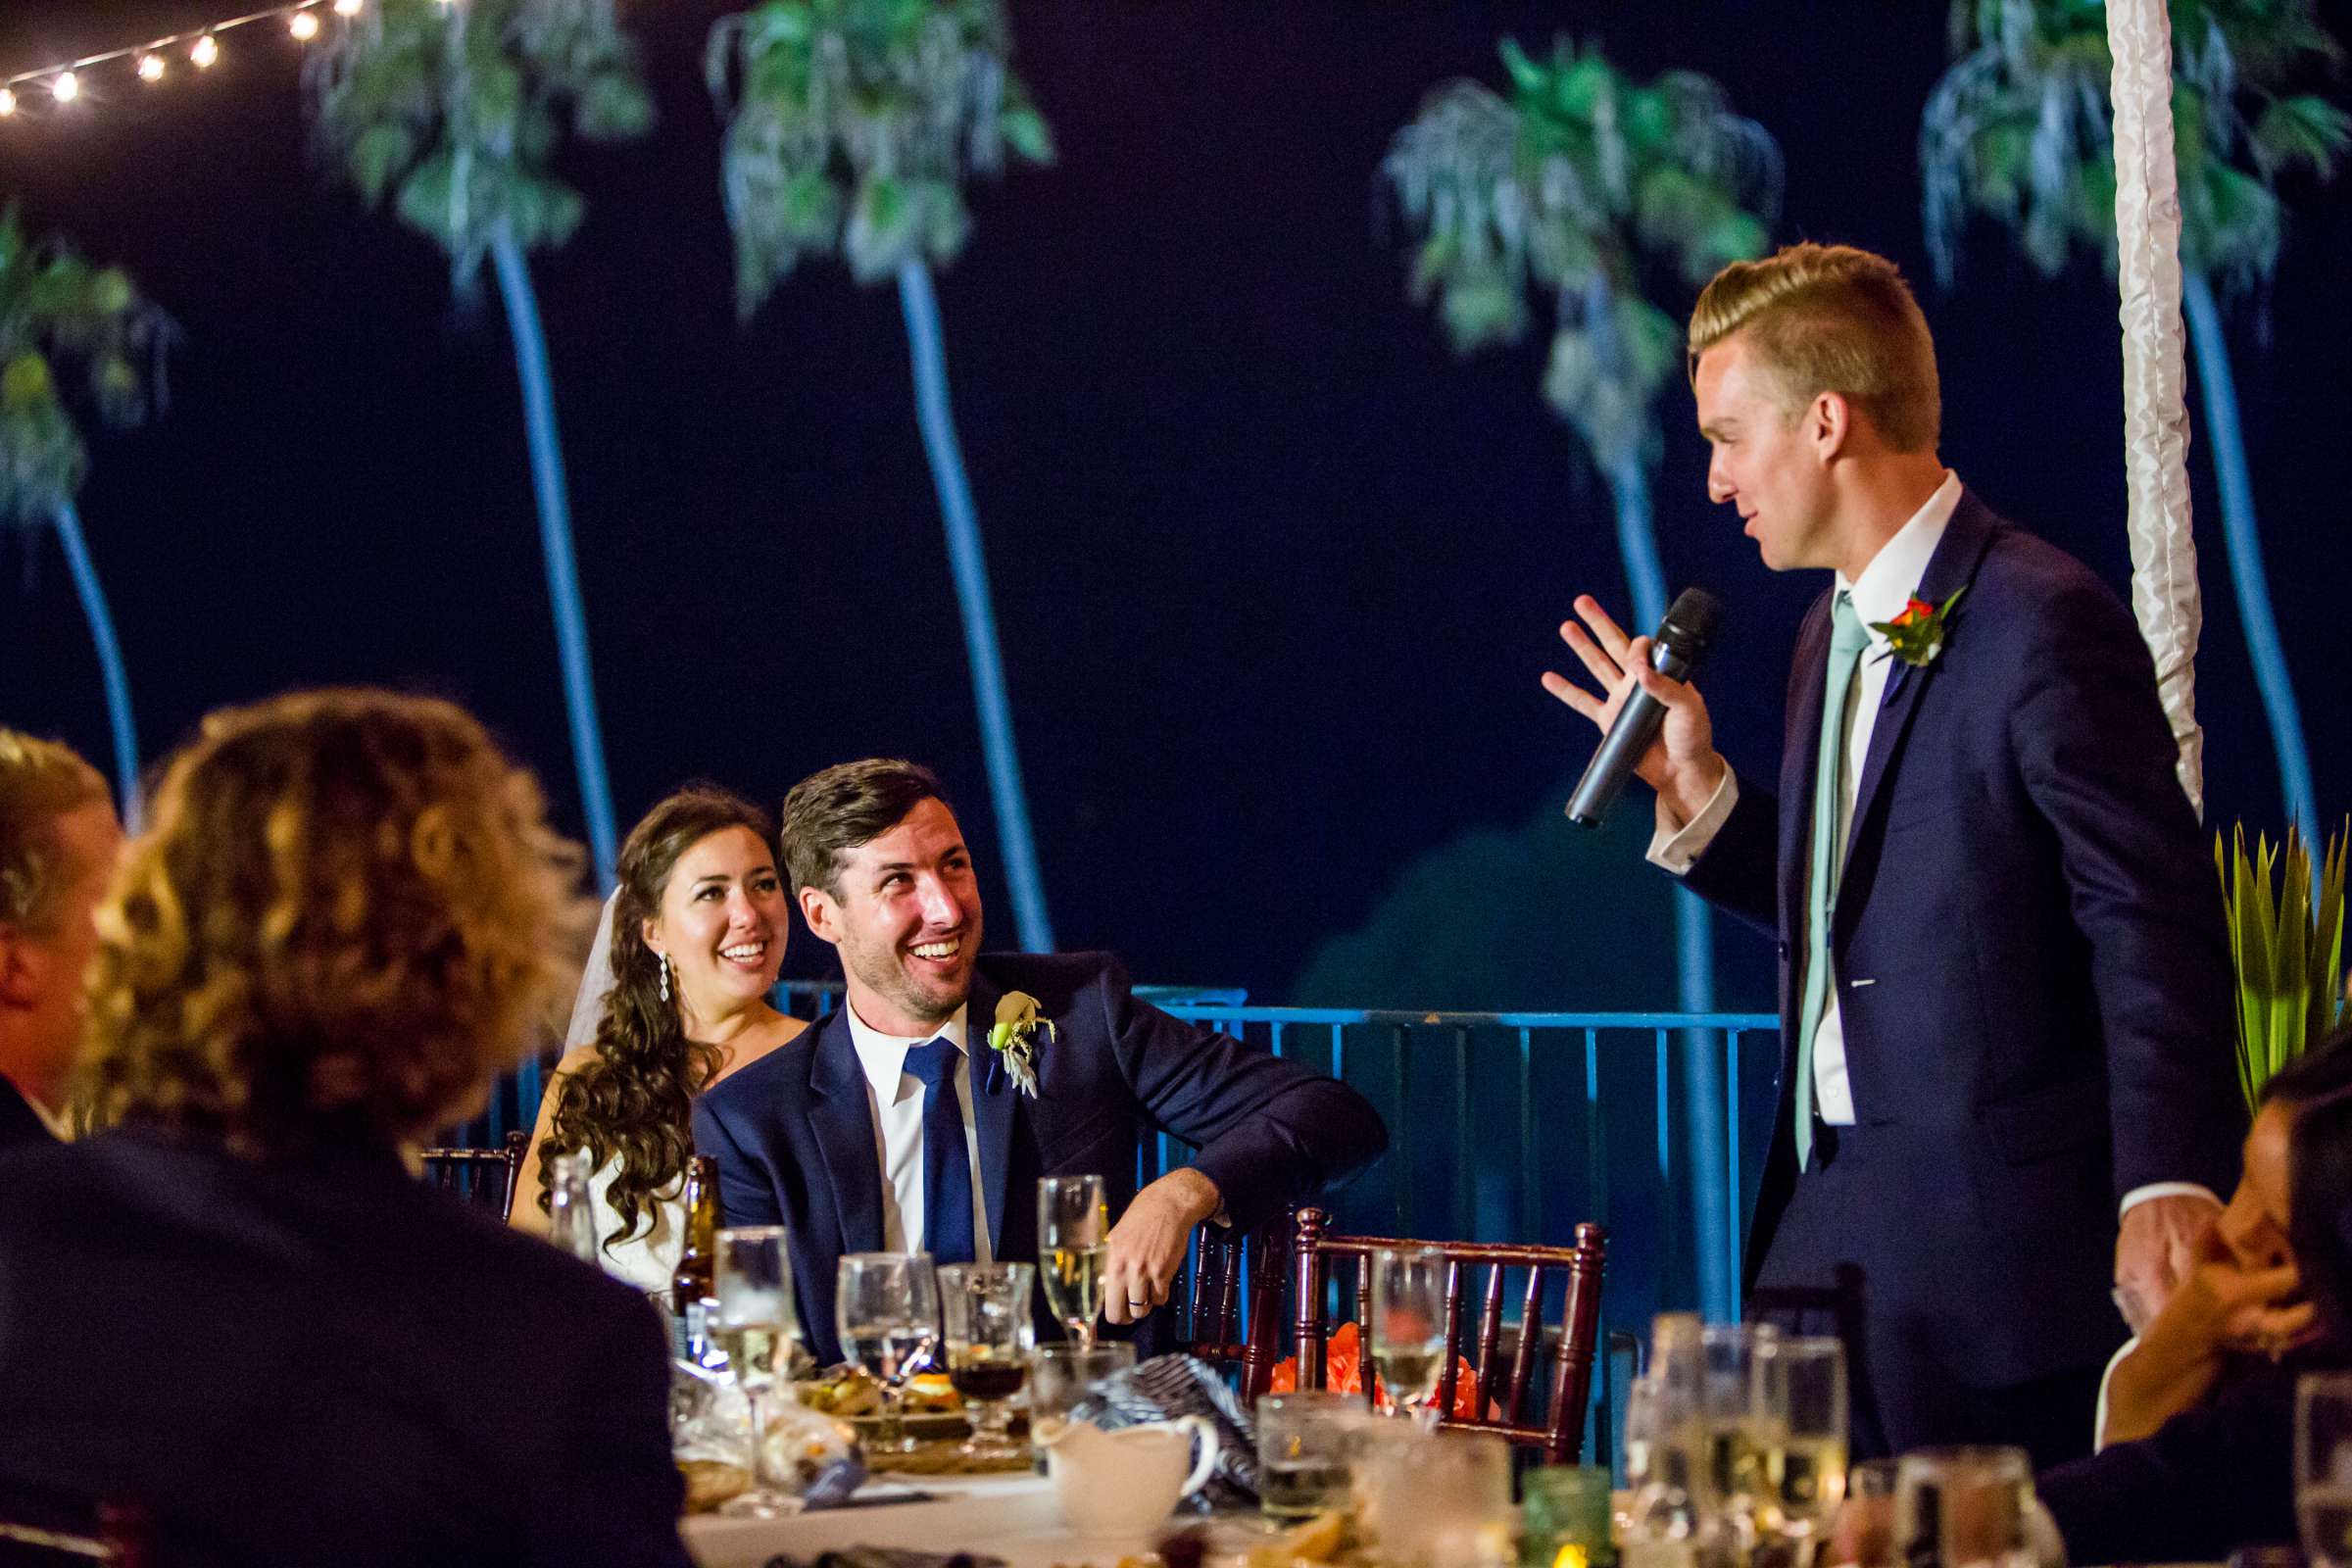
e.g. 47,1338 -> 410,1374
308,0 -> 654,889
0,204 -> 171,826
1385,39 -> 1779,1318
1923,0 -> 2349,850
709,0 -> 1058,953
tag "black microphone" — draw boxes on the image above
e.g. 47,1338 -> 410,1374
1565,587 -> 1725,827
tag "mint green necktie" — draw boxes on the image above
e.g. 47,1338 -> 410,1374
1794,592 -> 1873,1170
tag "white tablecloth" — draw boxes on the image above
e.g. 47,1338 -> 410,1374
683,1473 -> 1165,1568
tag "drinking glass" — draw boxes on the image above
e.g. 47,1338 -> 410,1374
1038,1175 -> 1108,1348
1701,1323 -> 1774,1537
1354,1427 -> 1512,1567
1894,1446 -> 2035,1568
1830,1459 -> 1901,1568
1751,1335 -> 1849,1550
1521,1465 -> 1614,1568
2301,1372 -> 2352,1568
1028,1341 -> 1137,1472
710,1226 -> 798,1518
835,1251 -> 940,1457
1257,1390 -> 1370,1522
1368,1246 -> 1448,1424
938,1261 -> 1034,1462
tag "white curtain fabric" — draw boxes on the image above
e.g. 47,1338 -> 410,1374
2106,0 -> 2207,812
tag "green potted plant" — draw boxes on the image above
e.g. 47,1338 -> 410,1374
2218,823 -> 2347,1108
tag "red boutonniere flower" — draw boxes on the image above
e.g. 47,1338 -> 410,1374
1871,585 -> 1967,668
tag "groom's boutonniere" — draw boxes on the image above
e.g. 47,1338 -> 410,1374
986,991 -> 1052,1099
1872,585 -> 1967,668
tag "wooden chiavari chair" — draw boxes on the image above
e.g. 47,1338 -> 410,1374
1176,1215 -> 1286,1401
1290,1206 -> 1606,1463
416,1128 -> 528,1222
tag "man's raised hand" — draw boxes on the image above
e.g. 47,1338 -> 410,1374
1541,594 -> 1727,826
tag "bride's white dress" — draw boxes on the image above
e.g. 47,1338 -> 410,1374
565,891 -> 685,1299
584,1161 -> 685,1298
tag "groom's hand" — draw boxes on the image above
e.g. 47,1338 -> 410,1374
1542,594 -> 1726,828
1101,1168 -> 1222,1325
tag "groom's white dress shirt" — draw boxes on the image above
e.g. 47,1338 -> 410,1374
845,1001 -> 994,1262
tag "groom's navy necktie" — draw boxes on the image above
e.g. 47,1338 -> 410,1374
904,1038 -> 977,1264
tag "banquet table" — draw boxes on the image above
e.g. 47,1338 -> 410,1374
682,1473 -> 1169,1568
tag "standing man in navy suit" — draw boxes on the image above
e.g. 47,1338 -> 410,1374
1544,244 -> 2242,1465
695,759 -> 1388,1365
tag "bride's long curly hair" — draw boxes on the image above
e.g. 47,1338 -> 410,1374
539,785 -> 778,1246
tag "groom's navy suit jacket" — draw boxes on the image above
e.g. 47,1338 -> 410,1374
694,951 -> 1389,1365
1682,490 -> 2242,1400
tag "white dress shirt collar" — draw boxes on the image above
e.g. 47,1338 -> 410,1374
844,1000 -> 971,1102
1838,470 -> 1963,656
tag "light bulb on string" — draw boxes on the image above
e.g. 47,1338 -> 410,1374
289,11 -> 320,40
333,0 -> 364,13
190,33 -> 220,69
137,53 -> 167,82
0,89 -> 18,118
52,72 -> 78,103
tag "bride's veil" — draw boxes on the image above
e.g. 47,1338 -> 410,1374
564,889 -> 621,1051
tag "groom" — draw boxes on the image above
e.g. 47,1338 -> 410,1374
694,758 -> 1389,1364
1544,243 -> 2241,1464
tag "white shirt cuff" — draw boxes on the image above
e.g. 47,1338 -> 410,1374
2120,1181 -> 2222,1218
1645,769 -> 1739,875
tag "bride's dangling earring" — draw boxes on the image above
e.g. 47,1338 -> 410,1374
659,954 -> 672,1004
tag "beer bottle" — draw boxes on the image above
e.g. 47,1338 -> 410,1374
672,1155 -> 720,1365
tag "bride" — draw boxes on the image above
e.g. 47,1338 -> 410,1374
514,785 -> 807,1295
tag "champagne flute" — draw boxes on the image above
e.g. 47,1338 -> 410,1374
1751,1335 -> 1849,1557
1038,1175 -> 1108,1348
1703,1322 -> 1774,1538
835,1252 -> 940,1457
938,1262 -> 1035,1461
1367,1246 -> 1447,1424
711,1226 -> 799,1518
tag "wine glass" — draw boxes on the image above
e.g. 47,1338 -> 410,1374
1367,1246 -> 1447,1424
835,1252 -> 940,1457
1037,1175 -> 1107,1348
938,1262 -> 1035,1462
2301,1373 -> 2352,1568
1750,1335 -> 1849,1555
710,1226 -> 799,1518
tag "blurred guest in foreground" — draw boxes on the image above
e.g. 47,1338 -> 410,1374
515,784 -> 808,1294
2031,1026 -> 2352,1561
0,729 -> 120,1146
0,690 -> 688,1568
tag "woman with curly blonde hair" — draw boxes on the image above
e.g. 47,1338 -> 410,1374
0,689 -> 689,1567
514,784 -> 807,1296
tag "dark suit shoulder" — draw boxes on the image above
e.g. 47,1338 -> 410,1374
974,950 -> 1131,1014
698,1030 -> 819,1117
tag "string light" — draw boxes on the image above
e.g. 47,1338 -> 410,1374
1,2 -> 352,110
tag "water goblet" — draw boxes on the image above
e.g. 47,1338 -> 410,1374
835,1251 -> 939,1457
2301,1372 -> 2352,1568
938,1261 -> 1035,1462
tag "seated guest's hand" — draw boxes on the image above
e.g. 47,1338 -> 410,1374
2104,1237 -> 2316,1446
1101,1168 -> 1223,1325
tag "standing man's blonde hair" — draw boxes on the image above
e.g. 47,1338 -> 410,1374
1689,242 -> 1941,454
0,731 -> 110,936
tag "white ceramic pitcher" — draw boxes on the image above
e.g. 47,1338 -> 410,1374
1036,1416 -> 1220,1537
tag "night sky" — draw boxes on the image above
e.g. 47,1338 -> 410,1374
3,1 -> 2348,1010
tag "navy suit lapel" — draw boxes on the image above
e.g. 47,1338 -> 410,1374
965,969 -> 1019,1257
807,1011 -> 886,1256
1841,492 -> 1998,883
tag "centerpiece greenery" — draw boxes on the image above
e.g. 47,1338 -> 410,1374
2219,822 -> 2347,1107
